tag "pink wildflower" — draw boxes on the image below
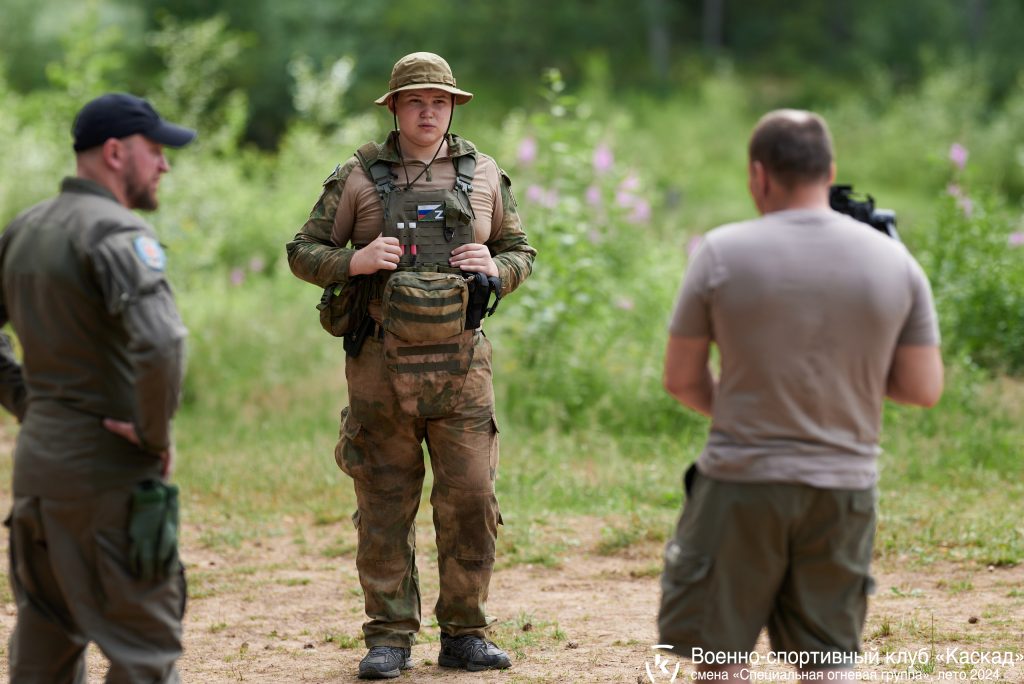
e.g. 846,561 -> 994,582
1008,232 -> 1024,247
585,184 -> 602,207
230,268 -> 245,286
614,296 -> 635,311
249,256 -> 266,273
517,136 -> 537,166
593,144 -> 614,175
949,143 -> 968,170
525,184 -> 544,204
629,198 -> 651,224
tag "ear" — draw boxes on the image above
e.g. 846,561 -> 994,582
749,160 -> 768,194
101,138 -> 124,171
387,96 -> 396,114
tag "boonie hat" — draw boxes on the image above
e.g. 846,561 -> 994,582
72,93 -> 197,152
374,52 -> 473,106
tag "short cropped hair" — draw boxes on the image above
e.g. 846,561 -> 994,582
748,110 -> 833,188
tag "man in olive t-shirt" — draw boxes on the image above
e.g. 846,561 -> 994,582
658,110 -> 943,680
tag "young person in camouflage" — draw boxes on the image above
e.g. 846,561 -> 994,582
0,93 -> 194,683
286,52 -> 535,679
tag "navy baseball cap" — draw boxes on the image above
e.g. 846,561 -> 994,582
72,93 -> 196,152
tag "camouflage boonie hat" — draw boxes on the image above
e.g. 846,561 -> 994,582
374,52 -> 473,106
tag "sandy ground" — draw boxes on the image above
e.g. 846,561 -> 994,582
0,510 -> 1021,684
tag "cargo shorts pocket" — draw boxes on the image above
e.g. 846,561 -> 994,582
334,406 -> 365,478
658,541 -> 713,648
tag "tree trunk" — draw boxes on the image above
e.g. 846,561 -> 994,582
702,0 -> 724,56
645,0 -> 671,84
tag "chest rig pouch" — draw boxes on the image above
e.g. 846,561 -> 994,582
359,143 -> 480,417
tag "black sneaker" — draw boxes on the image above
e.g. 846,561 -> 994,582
437,634 -> 512,672
358,646 -> 413,679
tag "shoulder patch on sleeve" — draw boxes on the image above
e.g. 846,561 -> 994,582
133,236 -> 167,272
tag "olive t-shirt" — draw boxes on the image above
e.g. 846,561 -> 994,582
669,208 -> 939,489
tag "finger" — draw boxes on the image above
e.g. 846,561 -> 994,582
378,237 -> 401,246
102,418 -> 140,444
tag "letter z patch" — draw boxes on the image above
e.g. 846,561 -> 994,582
416,203 -> 444,222
133,236 -> 167,272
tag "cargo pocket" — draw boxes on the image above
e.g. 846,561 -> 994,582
658,541 -> 713,648
334,406 -> 365,478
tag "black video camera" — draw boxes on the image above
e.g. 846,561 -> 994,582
829,184 -> 899,241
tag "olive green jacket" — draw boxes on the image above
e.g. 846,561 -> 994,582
0,177 -> 187,497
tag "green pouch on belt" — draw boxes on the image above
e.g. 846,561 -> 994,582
128,480 -> 180,581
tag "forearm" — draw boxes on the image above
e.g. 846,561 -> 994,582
663,335 -> 715,417
491,245 -> 535,297
286,235 -> 357,287
665,367 -> 715,417
124,293 -> 187,452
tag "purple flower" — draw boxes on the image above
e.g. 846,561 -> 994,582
615,190 -> 635,209
628,198 -> 651,224
230,268 -> 245,286
593,144 -> 614,175
543,189 -> 560,208
946,183 -> 962,198
525,184 -> 545,204
585,184 -> 602,207
1008,232 -> 1024,247
517,136 -> 537,166
249,256 -> 266,273
619,173 -> 640,192
950,143 -> 968,170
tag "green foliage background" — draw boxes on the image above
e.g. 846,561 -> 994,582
0,5 -> 1022,564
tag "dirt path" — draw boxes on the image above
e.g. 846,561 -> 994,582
1,515 -> 1022,683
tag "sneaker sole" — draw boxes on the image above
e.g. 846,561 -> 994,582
358,657 -> 413,679
437,654 -> 511,672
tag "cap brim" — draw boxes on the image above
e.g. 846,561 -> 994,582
144,121 -> 197,148
374,83 -> 473,106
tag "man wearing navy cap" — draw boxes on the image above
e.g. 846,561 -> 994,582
0,92 -> 195,683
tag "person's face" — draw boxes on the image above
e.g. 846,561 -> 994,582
392,88 -> 453,151
121,135 -> 169,211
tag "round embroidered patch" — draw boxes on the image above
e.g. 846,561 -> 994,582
133,236 -> 167,272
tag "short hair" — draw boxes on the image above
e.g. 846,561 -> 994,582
748,110 -> 833,188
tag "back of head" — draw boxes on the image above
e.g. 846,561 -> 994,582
748,109 -> 833,188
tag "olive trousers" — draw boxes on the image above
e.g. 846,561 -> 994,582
6,488 -> 185,683
336,331 -> 501,648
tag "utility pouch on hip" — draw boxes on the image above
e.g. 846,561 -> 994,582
317,281 -> 358,337
128,480 -> 179,582
382,270 -> 468,342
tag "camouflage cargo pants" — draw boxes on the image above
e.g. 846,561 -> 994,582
5,489 -> 185,684
336,331 -> 501,648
